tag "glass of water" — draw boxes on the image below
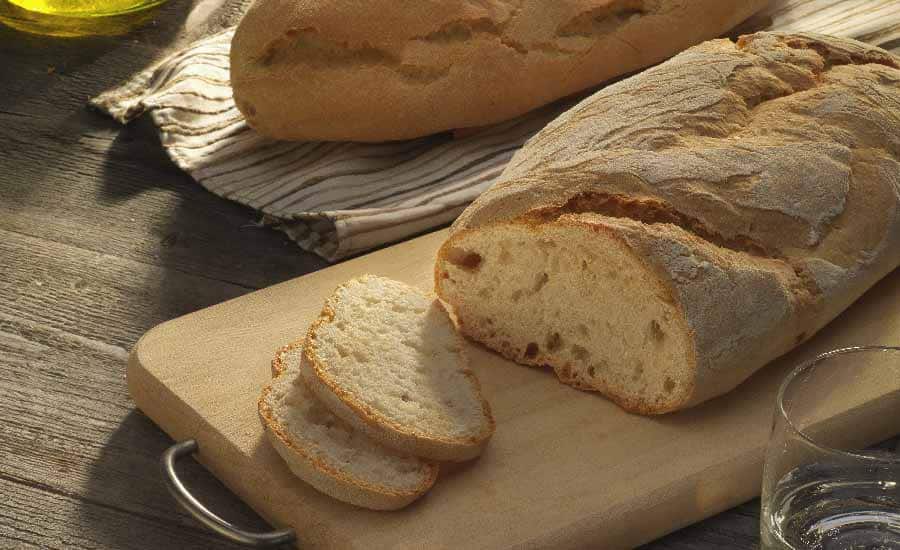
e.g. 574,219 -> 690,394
761,346 -> 900,549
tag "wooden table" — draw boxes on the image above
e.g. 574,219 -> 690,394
1,2 -> 897,548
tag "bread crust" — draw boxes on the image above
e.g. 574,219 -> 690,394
230,0 -> 768,141
259,341 -> 439,510
438,32 -> 900,413
302,278 -> 496,462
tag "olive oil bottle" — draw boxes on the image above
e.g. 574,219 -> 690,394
1,0 -> 165,36
7,0 -> 165,16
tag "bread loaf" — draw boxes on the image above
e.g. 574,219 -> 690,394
435,32 -> 900,414
230,0 -> 768,142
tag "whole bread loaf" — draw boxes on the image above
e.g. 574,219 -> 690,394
435,32 -> 900,414
230,0 -> 767,142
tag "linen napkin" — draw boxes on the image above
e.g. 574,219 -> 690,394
92,0 -> 900,261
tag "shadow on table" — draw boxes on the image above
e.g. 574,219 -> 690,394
0,0 -> 192,220
74,59 -> 326,549
80,408 -> 285,549
95,110 -> 328,293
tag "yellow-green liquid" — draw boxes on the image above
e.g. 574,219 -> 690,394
8,0 -> 165,17
1,0 -> 164,36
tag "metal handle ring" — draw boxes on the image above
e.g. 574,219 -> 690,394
161,439 -> 296,547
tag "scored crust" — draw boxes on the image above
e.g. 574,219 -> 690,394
435,32 -> 900,414
259,341 -> 438,510
300,277 -> 496,462
231,0 -> 768,141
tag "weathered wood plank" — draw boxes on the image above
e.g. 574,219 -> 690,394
647,502 -> 759,549
0,111 -> 327,291
0,475 -> 264,550
0,312 -> 273,548
0,0 -> 247,116
0,10 -> 300,547
0,227 -> 250,349
0,8 -> 327,291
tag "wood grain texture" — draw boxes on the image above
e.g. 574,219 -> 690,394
0,9 -> 341,548
0,262 -> 269,549
0,14 -> 327,292
0,475 -> 254,550
0,228 -> 251,348
128,229 -> 900,549
1,1 -> 899,548
0,112 -> 328,292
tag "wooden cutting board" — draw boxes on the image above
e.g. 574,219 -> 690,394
128,229 -> 900,549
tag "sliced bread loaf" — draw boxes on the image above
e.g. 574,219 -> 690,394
259,341 -> 438,510
301,275 -> 495,462
436,33 -> 900,414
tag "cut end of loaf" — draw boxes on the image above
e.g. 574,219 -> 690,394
435,219 -> 696,414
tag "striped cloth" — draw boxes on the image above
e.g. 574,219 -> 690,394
92,0 -> 900,261
92,27 -> 568,260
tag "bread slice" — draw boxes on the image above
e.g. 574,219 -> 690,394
301,275 -> 495,462
258,341 -> 438,510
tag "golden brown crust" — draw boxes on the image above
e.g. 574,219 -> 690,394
302,278 -> 496,461
439,32 -> 900,413
230,0 -> 768,141
259,341 -> 439,509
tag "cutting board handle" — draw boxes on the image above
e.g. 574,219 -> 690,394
162,440 -> 297,547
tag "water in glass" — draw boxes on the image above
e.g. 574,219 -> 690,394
762,456 -> 900,549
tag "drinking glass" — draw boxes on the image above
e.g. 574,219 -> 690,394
761,346 -> 900,550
